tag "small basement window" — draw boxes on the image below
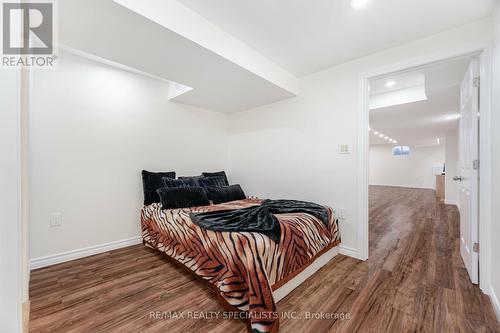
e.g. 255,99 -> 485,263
392,146 -> 410,156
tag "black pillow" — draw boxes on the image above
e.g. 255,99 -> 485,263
205,184 -> 246,204
142,170 -> 176,206
162,177 -> 194,188
157,187 -> 210,209
202,171 -> 229,186
178,175 -> 204,186
198,176 -> 227,187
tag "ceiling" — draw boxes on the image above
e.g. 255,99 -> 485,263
59,0 -> 298,113
369,56 -> 472,147
179,0 -> 493,76
59,0 -> 493,113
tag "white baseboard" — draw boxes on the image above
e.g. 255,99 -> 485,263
489,285 -> 500,321
274,246 -> 339,303
369,184 -> 434,190
339,245 -> 364,260
30,236 -> 142,270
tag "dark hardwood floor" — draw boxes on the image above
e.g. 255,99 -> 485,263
29,186 -> 500,332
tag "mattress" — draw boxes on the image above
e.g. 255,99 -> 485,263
141,198 -> 340,333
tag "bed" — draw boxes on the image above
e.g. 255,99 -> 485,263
141,197 -> 341,333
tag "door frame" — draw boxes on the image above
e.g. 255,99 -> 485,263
357,46 -> 493,293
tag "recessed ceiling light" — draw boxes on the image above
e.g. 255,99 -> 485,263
437,138 -> 440,144
445,114 -> 460,120
350,0 -> 369,10
385,80 -> 396,88
379,134 -> 384,138
374,131 -> 379,135
384,136 -> 389,139
394,140 -> 398,144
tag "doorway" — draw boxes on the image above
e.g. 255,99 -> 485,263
358,49 -> 492,292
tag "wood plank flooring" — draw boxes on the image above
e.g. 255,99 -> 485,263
29,186 -> 500,332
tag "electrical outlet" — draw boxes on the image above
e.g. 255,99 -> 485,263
338,144 -> 351,154
50,213 -> 62,227
339,208 -> 346,219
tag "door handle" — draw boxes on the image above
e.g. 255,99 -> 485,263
453,176 -> 462,181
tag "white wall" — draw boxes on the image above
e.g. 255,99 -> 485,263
30,52 -> 229,259
369,145 -> 445,189
0,70 -> 22,332
445,130 -> 459,204
489,0 -> 500,320
29,19 -> 495,267
227,19 -> 492,258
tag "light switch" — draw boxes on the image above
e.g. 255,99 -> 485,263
50,213 -> 62,227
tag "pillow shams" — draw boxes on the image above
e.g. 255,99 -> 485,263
157,187 -> 210,209
198,176 -> 227,187
142,170 -> 176,205
205,184 -> 246,204
202,171 -> 229,186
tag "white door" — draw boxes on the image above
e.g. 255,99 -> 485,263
456,59 -> 479,284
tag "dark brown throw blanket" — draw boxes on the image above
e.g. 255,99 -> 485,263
190,199 -> 330,243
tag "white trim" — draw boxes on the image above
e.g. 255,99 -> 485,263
274,246 -> 339,303
479,47 -> 493,294
0,67 -> 23,333
357,46 -> 490,275
357,73 -> 370,261
444,200 -> 458,206
369,183 -> 435,190
339,245 -> 363,260
488,285 -> 500,321
30,236 -> 142,270
21,66 -> 31,326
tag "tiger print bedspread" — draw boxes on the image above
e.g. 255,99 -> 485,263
141,198 -> 340,333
